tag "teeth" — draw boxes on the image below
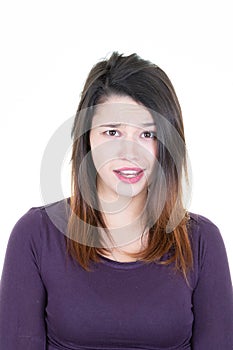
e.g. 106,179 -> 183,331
118,170 -> 141,175
120,174 -> 138,178
117,170 -> 142,178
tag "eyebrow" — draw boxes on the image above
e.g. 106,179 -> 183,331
97,122 -> 156,127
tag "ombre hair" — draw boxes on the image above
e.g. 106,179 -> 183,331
65,52 -> 194,285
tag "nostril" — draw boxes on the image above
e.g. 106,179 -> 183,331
118,156 -> 141,164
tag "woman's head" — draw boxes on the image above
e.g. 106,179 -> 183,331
67,52 -> 193,283
89,94 -> 157,207
71,52 -> 188,230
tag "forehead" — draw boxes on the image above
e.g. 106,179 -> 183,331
91,97 -> 154,128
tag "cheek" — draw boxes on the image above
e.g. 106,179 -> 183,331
150,140 -> 157,156
90,141 -> 115,172
89,133 -> 104,166
97,165 -> 111,178
89,131 -> 96,151
142,142 -> 157,163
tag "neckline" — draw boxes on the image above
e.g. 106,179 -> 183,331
97,253 -> 147,270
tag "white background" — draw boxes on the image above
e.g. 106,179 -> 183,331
0,1 -> 232,278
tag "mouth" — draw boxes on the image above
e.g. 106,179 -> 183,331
113,167 -> 145,184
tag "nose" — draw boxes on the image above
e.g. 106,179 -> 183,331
117,139 -> 141,163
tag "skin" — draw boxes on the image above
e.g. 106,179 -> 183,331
89,95 -> 157,257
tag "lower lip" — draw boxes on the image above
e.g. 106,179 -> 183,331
113,171 -> 144,184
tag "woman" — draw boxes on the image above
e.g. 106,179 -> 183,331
0,52 -> 233,349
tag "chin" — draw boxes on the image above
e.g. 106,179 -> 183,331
115,186 -> 148,198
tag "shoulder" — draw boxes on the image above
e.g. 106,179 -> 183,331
188,211 -> 223,246
8,197 -> 70,246
187,212 -> 229,274
6,198 -> 70,268
9,206 -> 43,242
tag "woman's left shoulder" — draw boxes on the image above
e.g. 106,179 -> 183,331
187,211 -> 226,255
188,211 -> 221,232
186,212 -> 232,292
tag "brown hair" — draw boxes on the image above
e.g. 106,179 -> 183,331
65,52 -> 193,285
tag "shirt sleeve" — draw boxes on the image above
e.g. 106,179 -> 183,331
0,208 -> 47,349
191,217 -> 233,349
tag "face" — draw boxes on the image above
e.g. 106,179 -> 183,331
89,95 -> 157,202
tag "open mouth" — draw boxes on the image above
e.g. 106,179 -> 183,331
113,168 -> 145,183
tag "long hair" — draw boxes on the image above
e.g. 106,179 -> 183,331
65,52 -> 193,285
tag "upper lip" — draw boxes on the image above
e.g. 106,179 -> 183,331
114,167 -> 144,172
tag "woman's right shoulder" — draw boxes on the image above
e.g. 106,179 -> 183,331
8,197 -> 71,244
6,206 -> 45,255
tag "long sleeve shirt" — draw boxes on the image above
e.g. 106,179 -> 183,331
0,197 -> 233,349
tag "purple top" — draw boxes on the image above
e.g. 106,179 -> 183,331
0,198 -> 233,350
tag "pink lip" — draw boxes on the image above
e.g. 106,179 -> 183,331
113,168 -> 145,184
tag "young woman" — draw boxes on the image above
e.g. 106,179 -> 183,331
0,52 -> 233,349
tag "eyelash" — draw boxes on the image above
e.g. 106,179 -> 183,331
103,129 -> 157,140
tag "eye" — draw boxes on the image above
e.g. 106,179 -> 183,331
103,129 -> 121,137
141,131 -> 157,139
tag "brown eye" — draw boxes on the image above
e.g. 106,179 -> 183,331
104,129 -> 121,137
141,131 -> 157,139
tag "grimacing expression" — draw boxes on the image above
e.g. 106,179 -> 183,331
89,95 -> 157,201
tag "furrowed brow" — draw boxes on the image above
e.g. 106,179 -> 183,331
98,122 -> 156,127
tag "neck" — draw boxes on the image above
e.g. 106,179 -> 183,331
98,189 -> 148,225
97,190 -> 148,248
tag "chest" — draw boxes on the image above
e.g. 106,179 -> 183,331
43,257 -> 193,349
